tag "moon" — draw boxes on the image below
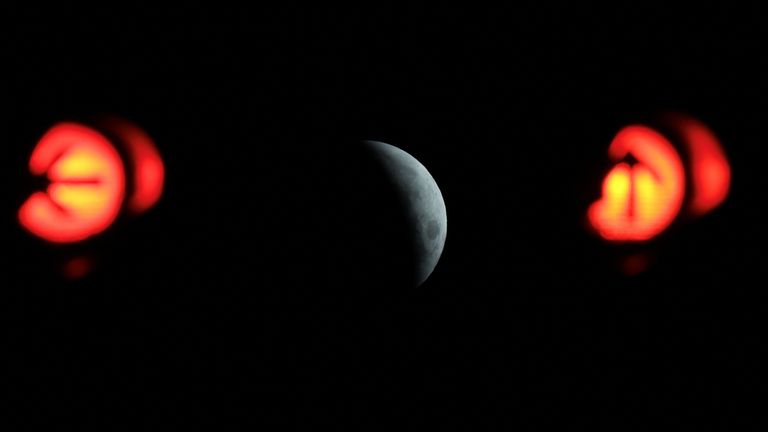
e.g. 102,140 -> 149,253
364,141 -> 447,286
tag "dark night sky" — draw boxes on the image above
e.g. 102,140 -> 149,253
3,4 -> 768,429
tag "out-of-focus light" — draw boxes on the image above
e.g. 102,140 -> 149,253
588,125 -> 686,241
62,256 -> 94,279
18,123 -> 126,243
668,114 -> 731,216
621,253 -> 650,276
101,117 -> 165,214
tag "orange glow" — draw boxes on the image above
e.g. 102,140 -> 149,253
668,114 -> 731,216
101,117 -> 165,214
588,125 -> 686,241
18,123 -> 126,243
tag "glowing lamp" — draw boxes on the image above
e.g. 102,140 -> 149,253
588,125 -> 686,242
18,123 -> 126,243
18,118 -> 165,246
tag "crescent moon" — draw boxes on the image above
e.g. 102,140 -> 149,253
364,140 -> 447,286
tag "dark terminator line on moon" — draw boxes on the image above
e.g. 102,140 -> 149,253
364,140 -> 447,287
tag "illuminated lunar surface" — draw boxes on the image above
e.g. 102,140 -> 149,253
364,140 -> 447,286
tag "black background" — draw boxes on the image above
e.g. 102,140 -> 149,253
4,3 -> 768,429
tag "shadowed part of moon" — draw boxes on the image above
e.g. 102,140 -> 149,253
364,140 -> 447,287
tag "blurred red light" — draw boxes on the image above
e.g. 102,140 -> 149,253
668,114 -> 731,216
62,256 -> 94,279
101,117 -> 165,214
588,125 -> 686,241
18,123 -> 126,243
